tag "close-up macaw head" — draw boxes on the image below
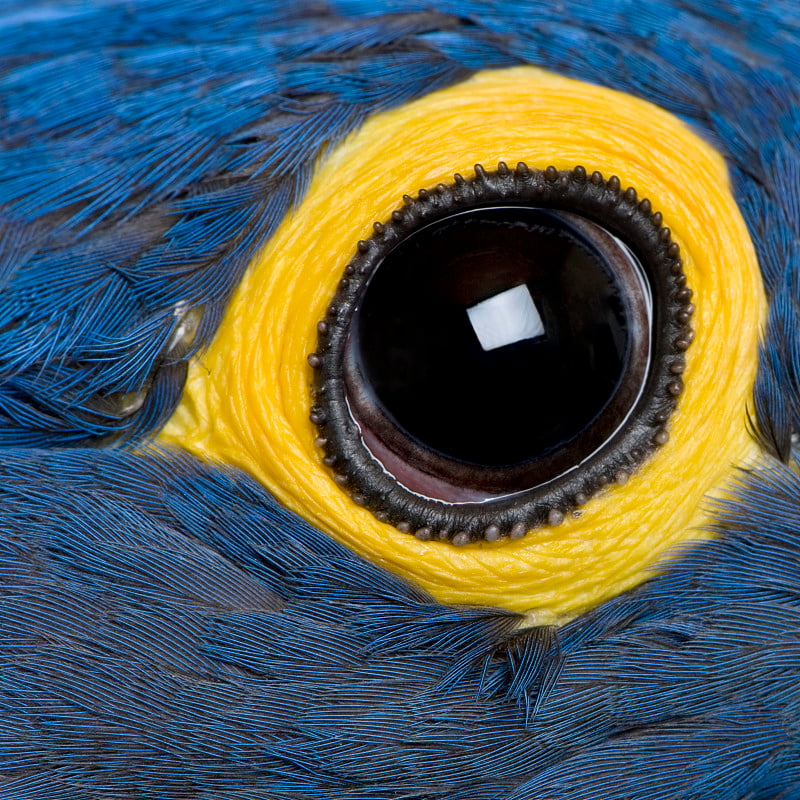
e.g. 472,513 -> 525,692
2,1 -> 800,797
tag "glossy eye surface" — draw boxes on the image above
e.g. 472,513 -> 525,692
349,205 -> 650,488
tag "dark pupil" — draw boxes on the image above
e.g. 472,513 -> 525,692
349,206 -> 649,494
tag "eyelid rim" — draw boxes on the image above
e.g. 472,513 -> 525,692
310,164 -> 693,543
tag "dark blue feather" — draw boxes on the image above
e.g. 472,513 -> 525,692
1,448 -> 800,797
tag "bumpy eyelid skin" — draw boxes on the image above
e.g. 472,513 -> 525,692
315,169 -> 690,538
160,66 -> 766,622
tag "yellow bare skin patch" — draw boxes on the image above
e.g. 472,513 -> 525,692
161,66 -> 765,620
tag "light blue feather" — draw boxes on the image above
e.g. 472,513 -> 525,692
1,0 -> 798,448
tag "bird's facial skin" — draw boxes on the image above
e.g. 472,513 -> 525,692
161,67 -> 765,620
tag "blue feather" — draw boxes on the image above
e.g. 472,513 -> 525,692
1,0 -> 798,446
1,449 -> 800,796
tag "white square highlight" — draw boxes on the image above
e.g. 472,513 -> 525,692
466,284 -> 545,351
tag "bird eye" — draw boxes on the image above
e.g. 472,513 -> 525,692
161,66 -> 765,619
310,165 -> 692,544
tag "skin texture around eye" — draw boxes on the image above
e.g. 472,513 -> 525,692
160,66 -> 765,621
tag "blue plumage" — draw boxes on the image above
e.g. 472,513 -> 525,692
1,1 -> 800,796
2,448 -> 800,797
2,0 -> 798,447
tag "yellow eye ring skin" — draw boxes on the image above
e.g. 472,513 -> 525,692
160,66 -> 765,622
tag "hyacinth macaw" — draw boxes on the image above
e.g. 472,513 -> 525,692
2,1 -> 800,798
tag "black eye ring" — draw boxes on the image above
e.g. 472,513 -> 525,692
309,163 -> 694,545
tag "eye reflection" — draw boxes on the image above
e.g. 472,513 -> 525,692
467,284 -> 546,351
466,284 -> 545,352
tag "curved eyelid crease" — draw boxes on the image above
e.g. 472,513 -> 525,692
160,66 -> 766,620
